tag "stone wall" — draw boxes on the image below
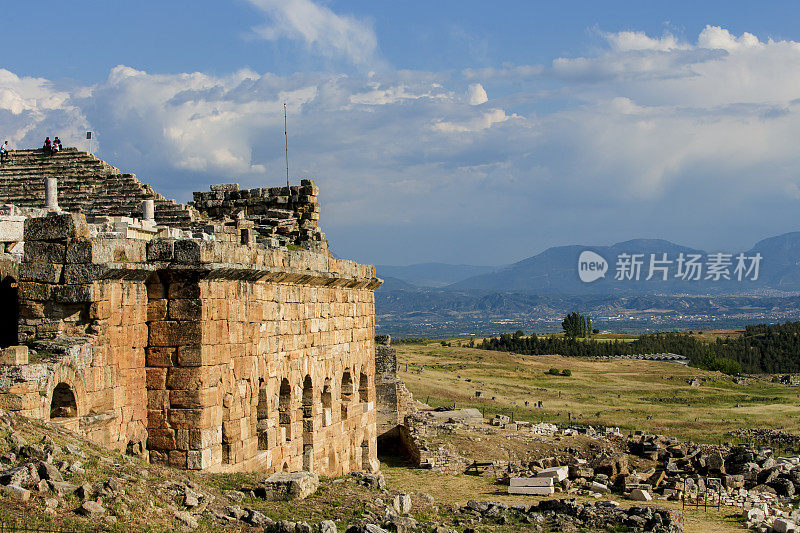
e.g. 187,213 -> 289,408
0,210 -> 382,475
375,336 -> 414,439
190,182 -> 323,249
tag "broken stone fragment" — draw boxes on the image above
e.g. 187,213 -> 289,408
37,461 -> 63,482
78,500 -> 106,516
264,471 -> 319,501
3,484 -> 30,501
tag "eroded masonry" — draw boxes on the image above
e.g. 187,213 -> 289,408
0,148 -> 382,474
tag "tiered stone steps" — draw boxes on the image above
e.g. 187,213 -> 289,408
0,148 -> 200,227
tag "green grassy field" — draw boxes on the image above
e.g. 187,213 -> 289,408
396,340 -> 800,445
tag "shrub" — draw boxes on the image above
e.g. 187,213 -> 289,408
561,369 -> 572,376
547,368 -> 561,376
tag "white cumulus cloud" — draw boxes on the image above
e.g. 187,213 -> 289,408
247,0 -> 380,68
466,83 -> 488,105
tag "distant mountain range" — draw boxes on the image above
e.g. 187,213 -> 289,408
378,233 -> 800,296
374,232 -> 800,336
375,263 -> 498,288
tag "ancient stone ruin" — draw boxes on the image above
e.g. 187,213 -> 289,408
0,147 -> 382,475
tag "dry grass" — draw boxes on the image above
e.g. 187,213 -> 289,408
396,342 -> 800,444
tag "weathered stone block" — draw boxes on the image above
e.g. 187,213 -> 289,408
0,346 -> 29,365
169,299 -> 201,320
148,321 -> 201,347
62,264 -> 105,285
168,281 -> 200,300
24,213 -> 89,242
168,408 -> 213,429
53,284 -> 94,303
0,216 -> 24,242
264,471 -> 319,500
170,388 -> 217,409
146,239 -> 174,262
166,367 -> 210,390
176,345 -> 202,367
146,368 -> 167,390
174,240 -> 213,263
23,241 -> 65,264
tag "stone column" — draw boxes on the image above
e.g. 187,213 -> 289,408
45,177 -> 59,211
142,200 -> 155,222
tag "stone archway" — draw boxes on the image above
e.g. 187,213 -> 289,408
50,383 -> 77,419
302,375 -> 314,471
341,370 -> 354,420
279,378 -> 291,442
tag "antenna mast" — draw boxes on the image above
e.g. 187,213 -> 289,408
284,102 -> 289,192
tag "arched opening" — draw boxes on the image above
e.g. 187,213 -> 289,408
321,378 -> 332,427
279,378 -> 291,442
341,370 -> 354,420
302,375 -> 313,428
256,379 -> 268,450
50,383 -> 77,419
302,375 -> 314,471
0,277 -> 18,348
361,440 -> 371,472
359,372 -> 369,404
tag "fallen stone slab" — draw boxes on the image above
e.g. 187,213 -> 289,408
264,471 -> 319,500
630,489 -> 652,501
537,466 -> 568,482
3,485 -> 30,501
774,518 -> 797,533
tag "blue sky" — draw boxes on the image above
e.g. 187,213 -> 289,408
3,1 -> 800,265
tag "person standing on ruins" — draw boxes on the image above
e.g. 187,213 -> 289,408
0,140 -> 8,164
43,137 -> 52,154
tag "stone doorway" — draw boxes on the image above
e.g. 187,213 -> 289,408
0,276 -> 18,348
50,383 -> 77,419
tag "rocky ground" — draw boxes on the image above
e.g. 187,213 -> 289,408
0,408 -> 691,532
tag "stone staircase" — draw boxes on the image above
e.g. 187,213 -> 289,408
0,148 -> 201,227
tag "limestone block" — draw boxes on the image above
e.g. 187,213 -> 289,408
537,466 -> 569,482
166,367 -> 210,390
508,485 -> 554,495
52,284 -> 94,303
146,239 -> 175,262
148,321 -> 201,347
147,429 -> 176,450
167,407 -> 214,429
774,518 -> 797,533
0,346 -> 29,365
62,264 -> 105,285
510,477 -> 554,488
168,282 -> 201,300
170,388 -> 217,409
264,471 -> 319,500
169,299 -> 202,320
176,345 -> 202,367
174,239 -> 214,264
23,241 -> 65,264
393,494 -> 412,514
145,347 -> 176,368
24,213 -> 88,242
630,489 -> 652,501
0,216 -> 24,242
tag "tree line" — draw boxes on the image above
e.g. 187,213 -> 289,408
479,329 -> 741,374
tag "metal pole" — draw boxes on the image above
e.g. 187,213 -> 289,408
284,102 -> 289,191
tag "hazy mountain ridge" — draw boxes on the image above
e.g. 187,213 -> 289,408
375,232 -> 800,335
